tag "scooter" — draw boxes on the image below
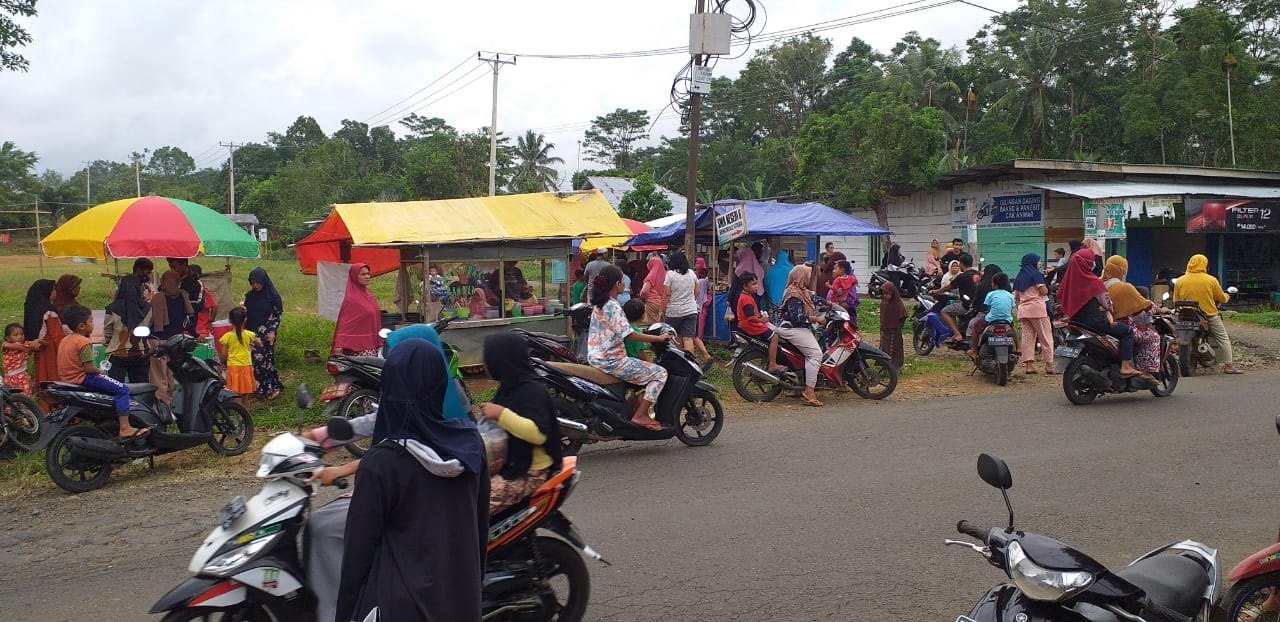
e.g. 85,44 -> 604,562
41,327 -> 253,493
950,453 -> 1220,621
1056,314 -> 1179,405
151,389 -> 604,621
910,292 -> 940,355
868,261 -> 929,299
535,323 -> 724,456
974,320 -> 1018,386
1169,285 -> 1238,377
1216,415 -> 1280,621
730,302 -> 898,402
513,303 -> 592,365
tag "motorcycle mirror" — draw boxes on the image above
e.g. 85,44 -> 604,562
1161,292 -> 1171,301
378,328 -> 392,339
977,453 -> 1016,532
1170,278 -> 1178,286
326,416 -> 356,443
132,325 -> 152,338
1227,286 -> 1239,295
295,384 -> 315,411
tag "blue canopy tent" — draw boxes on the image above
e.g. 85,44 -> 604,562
627,200 -> 890,343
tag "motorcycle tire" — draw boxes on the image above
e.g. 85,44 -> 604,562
160,604 -> 275,621
1150,351 -> 1180,397
207,401 -> 254,456
675,391 -> 724,447
337,388 -> 380,458
3,393 -> 43,451
995,362 -> 1009,387
531,535 -> 591,622
45,425 -> 113,494
1214,574 -> 1280,622
912,324 -> 935,355
1179,343 -> 1195,377
1062,357 -> 1099,406
846,355 -> 898,400
731,349 -> 784,403
868,280 -> 882,299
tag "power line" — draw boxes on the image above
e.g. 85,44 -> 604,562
360,54 -> 475,125
365,63 -> 489,128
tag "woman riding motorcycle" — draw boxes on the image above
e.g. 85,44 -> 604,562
1058,248 -> 1148,381
777,265 -> 826,407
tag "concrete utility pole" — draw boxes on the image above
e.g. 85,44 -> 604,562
684,0 -> 707,254
219,142 -> 243,214
82,161 -> 92,205
478,53 -> 516,196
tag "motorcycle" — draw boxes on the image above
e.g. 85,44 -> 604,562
950,453 -> 1220,621
868,261 -> 929,299
1056,314 -> 1179,405
514,303 -> 593,365
42,327 -> 253,493
0,386 -> 45,453
730,302 -> 898,402
318,318 -> 464,457
910,292 -> 940,355
1216,415 -> 1280,622
535,323 -> 724,456
151,389 -> 603,621
1169,286 -> 1238,377
917,295 -> 979,355
975,320 -> 1018,387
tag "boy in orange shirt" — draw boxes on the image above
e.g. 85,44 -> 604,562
58,305 -> 145,440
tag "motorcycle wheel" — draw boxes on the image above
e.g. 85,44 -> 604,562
2,393 -> 43,451
995,362 -> 1009,387
675,391 -> 724,447
846,355 -> 898,400
731,349 -> 784,403
160,604 -> 275,621
337,388 -> 379,458
1062,357 -> 1099,406
45,425 -> 113,493
531,535 -> 590,622
207,402 -> 254,456
552,396 -> 585,456
1215,574 -> 1280,622
868,280 -> 882,299
1179,343 -> 1195,377
912,324 -> 935,355
1150,351 -> 1180,397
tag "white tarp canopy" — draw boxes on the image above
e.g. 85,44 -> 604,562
1018,180 -> 1280,200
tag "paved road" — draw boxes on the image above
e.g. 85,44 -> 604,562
4,371 -> 1277,620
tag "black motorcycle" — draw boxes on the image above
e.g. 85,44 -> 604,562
1057,315 -> 1179,405
42,328 -> 253,493
0,387 -> 44,453
868,261 -> 928,299
975,320 -> 1018,386
514,303 -> 592,365
950,453 -> 1220,621
535,324 -> 724,456
1170,285 -> 1237,377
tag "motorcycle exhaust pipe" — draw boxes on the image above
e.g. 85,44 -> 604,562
67,436 -> 127,461
1078,364 -> 1112,391
482,601 -> 542,620
742,361 -> 781,384
557,417 -> 589,441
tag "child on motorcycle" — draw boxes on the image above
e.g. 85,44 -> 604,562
57,305 -> 144,440
735,272 -> 785,375
587,266 -> 671,431
828,260 -> 859,324
622,298 -> 650,361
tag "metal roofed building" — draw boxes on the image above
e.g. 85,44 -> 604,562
581,176 -> 687,217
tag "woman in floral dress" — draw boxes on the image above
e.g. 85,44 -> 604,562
586,266 -> 671,431
244,267 -> 283,399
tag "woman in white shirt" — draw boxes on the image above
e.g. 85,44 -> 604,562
663,251 -> 711,364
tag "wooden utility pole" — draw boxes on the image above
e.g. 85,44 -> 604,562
478,53 -> 516,196
220,142 -> 243,214
684,0 -> 707,254
34,202 -> 43,277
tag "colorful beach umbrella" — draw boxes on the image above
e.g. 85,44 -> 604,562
41,196 -> 260,259
581,218 -> 666,252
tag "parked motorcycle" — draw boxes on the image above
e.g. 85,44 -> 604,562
731,302 -> 897,402
910,292 -> 940,355
1056,314 -> 1179,405
950,453 -> 1220,621
42,327 -> 253,493
514,303 -> 592,364
975,320 -> 1019,386
536,323 -> 723,456
151,389 -> 602,621
868,261 -> 929,299
0,386 -> 44,452
1170,286 -> 1238,377
1215,414 -> 1280,622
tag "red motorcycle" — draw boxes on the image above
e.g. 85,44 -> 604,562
731,303 -> 898,402
1215,415 -> 1280,621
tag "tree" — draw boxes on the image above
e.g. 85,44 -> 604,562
0,0 -> 36,72
268,116 -> 327,163
147,146 -> 196,178
617,173 -> 673,222
0,141 -> 37,206
582,108 -> 650,170
509,130 -> 563,193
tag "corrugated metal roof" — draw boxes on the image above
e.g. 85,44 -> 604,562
584,176 -> 687,215
1018,180 -> 1280,199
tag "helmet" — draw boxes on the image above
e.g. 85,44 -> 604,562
645,323 -> 677,341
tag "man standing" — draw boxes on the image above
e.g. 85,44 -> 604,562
166,258 -> 205,335
1173,254 -> 1241,374
940,238 -> 965,266
583,248 -> 612,287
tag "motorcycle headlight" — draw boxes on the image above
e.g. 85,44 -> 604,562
1007,540 -> 1094,602
202,533 -> 279,577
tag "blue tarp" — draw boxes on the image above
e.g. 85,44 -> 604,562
625,200 -> 890,246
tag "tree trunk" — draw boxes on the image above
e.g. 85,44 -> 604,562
873,200 -> 892,247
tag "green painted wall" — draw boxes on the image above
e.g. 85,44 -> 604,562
975,226 -> 1045,270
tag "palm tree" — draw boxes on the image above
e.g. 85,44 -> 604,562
510,131 -> 564,193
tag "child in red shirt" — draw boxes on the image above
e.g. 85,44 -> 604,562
2,323 -> 41,392
733,273 -> 784,372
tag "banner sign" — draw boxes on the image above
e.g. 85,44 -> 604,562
715,202 -> 748,244
1185,198 -> 1280,233
952,192 -> 1043,228
1083,201 -> 1126,239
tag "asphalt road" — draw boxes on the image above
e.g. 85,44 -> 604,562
4,370 -> 1278,621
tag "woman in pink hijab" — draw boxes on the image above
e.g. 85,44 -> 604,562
332,263 -> 385,356
734,245 -> 765,296
638,255 -> 667,323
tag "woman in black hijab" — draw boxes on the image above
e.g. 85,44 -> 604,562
478,332 -> 563,515
24,279 -> 61,401
337,339 -> 487,622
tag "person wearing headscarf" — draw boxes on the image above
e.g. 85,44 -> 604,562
244,267 -> 284,399
925,239 -> 942,277
336,339 -> 487,622
52,274 -> 82,315
1059,248 -> 1145,379
1079,238 -> 1105,276
385,324 -> 470,421
616,259 -> 632,305
24,279 -> 62,405
638,255 -> 667,324
332,263 -> 384,356
879,281 -> 907,370
817,250 -> 846,299
778,265 -> 825,407
104,258 -> 155,383
1103,256 -> 1162,374
1173,254 -> 1240,374
1014,254 -> 1054,375
734,244 -> 766,297
149,270 -> 195,404
478,332 -> 563,514
940,260 -> 962,289
881,243 -> 904,270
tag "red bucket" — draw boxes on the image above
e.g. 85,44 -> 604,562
211,320 -> 233,359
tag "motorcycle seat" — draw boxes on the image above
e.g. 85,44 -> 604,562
344,356 -> 385,368
526,331 -> 571,345
126,383 -> 158,395
1115,554 -> 1209,619
544,361 -> 624,388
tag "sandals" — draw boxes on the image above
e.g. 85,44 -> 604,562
801,395 -> 824,407
1223,366 -> 1244,375
1024,366 -> 1039,375
631,419 -> 662,431
117,428 -> 150,442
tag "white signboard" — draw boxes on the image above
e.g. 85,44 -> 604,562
690,66 -> 713,94
257,228 -> 268,242
715,203 -> 748,244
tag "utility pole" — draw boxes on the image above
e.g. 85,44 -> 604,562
1224,55 -> 1237,167
219,142 -> 243,214
132,149 -> 149,197
34,201 -> 43,277
81,161 -> 92,205
684,0 -> 707,255
478,53 -> 516,196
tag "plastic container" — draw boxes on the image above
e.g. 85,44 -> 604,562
455,307 -> 471,319
523,304 -> 544,316
211,320 -> 233,359
484,309 -> 500,319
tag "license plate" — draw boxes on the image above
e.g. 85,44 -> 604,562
1055,345 -> 1081,359
987,336 -> 1014,345
1178,321 -> 1198,330
319,383 -> 351,402
219,495 -> 247,529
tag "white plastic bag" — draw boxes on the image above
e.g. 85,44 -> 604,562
477,419 -> 508,473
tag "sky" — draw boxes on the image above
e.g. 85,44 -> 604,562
1,0 -> 1023,179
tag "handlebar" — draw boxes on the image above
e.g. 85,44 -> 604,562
957,520 -> 988,542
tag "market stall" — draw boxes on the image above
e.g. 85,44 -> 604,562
295,190 -> 631,365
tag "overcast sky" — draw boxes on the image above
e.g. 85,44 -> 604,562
2,0 -> 1022,178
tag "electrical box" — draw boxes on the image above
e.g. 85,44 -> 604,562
689,13 -> 732,55
689,66 -> 713,94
